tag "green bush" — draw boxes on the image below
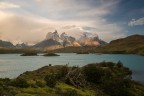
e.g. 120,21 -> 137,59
35,80 -> 45,87
10,78 -> 29,88
82,62 -> 136,96
44,74 -> 57,88
60,65 -> 69,77
82,64 -> 107,83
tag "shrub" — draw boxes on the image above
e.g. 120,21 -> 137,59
82,64 -> 106,83
60,65 -> 69,77
44,74 -> 57,88
117,60 -> 123,67
10,78 -> 29,88
98,62 -> 115,67
35,80 -> 45,87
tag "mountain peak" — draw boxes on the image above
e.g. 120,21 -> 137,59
35,30 -> 106,48
45,30 -> 60,41
78,32 -> 105,46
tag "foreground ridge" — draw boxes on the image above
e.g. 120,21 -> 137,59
0,62 -> 144,96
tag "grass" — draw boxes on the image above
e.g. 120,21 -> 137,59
56,83 -> 96,96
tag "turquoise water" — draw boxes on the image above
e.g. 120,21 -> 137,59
0,53 -> 144,83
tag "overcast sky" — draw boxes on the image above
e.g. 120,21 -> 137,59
0,0 -> 144,44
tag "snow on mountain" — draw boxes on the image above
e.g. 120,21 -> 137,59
15,43 -> 29,49
82,32 -> 99,39
78,32 -> 106,46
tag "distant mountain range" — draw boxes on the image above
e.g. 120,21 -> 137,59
0,30 -> 106,49
0,31 -> 144,56
0,41 -> 29,49
0,40 -> 15,48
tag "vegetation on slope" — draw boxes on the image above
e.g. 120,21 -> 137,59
43,53 -> 60,56
20,52 -> 38,56
0,62 -> 144,96
95,35 -> 144,55
50,46 -> 99,53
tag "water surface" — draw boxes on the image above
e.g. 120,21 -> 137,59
0,53 -> 143,83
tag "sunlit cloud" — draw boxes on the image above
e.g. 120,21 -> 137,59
128,17 -> 144,26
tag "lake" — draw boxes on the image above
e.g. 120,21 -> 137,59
0,53 -> 144,83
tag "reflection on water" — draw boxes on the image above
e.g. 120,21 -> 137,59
0,53 -> 144,83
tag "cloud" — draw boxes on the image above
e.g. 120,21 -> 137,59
0,0 -> 126,44
34,0 -> 120,20
128,17 -> 144,26
0,2 -> 20,9
0,11 -> 47,44
0,11 -> 87,44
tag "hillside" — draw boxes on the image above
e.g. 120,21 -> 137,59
50,46 -> 99,53
95,34 -> 144,55
0,40 -> 15,48
33,39 -> 61,48
0,62 -> 144,96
